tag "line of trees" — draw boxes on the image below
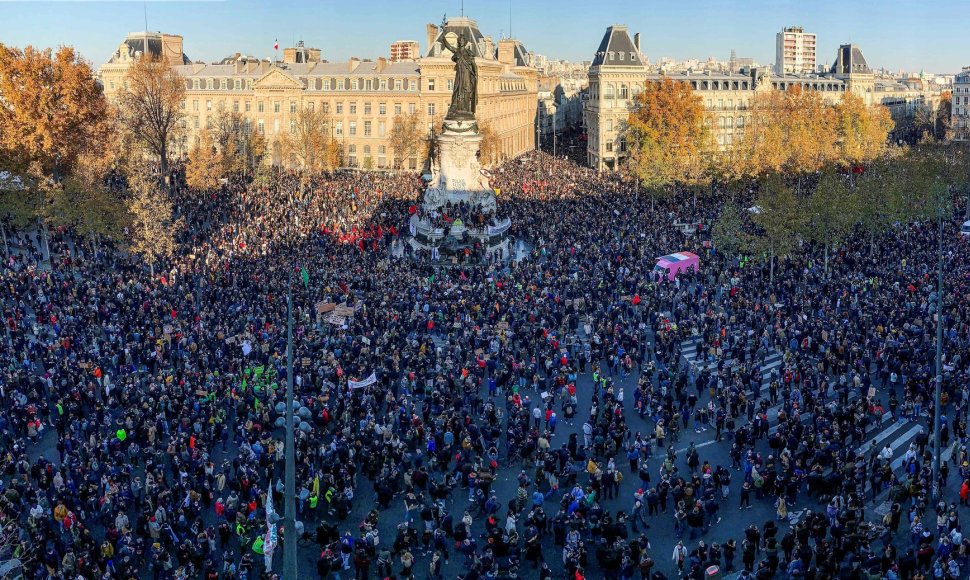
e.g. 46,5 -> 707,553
0,43 -> 184,269
624,78 -> 970,279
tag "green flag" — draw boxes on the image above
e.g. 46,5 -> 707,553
300,265 -> 309,289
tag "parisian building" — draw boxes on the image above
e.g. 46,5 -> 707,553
585,25 -> 944,171
99,18 -> 538,170
389,41 -> 419,62
954,67 -> 970,142
775,26 -> 817,75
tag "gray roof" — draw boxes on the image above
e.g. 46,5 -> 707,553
109,33 -> 191,65
831,44 -> 871,75
591,25 -> 645,68
495,40 -> 530,67
426,17 -> 489,58
173,60 -> 420,79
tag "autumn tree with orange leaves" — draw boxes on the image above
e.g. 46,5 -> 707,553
626,78 -> 710,204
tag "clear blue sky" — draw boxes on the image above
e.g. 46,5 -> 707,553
0,0 -> 965,74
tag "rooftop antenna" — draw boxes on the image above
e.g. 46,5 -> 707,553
461,0 -> 464,17
509,0 -> 512,39
143,1 -> 148,32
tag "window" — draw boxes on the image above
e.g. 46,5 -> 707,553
221,79 -> 227,90
619,52 -> 624,61
352,78 -> 359,90
337,79 -> 345,90
394,103 -> 402,115
448,80 -> 453,91
409,157 -> 417,170
349,144 -> 356,154
606,119 -> 613,132
380,79 -> 387,91
428,78 -> 435,91
323,102 -> 330,113
408,103 -> 416,114
290,101 -> 297,113
308,102 -> 314,112
245,102 -> 251,112
604,85 -> 614,99
394,79 -> 402,90
335,121 -> 343,136
234,79 -> 241,90
206,100 -> 212,111
363,145 -> 371,155
606,141 -> 613,152
737,116 -> 744,128
364,102 -> 371,115
257,120 -> 264,134
349,121 -> 356,135
364,121 -> 372,136
193,79 -> 200,90
273,102 -> 280,113
365,79 -> 373,91
290,120 -> 296,134
233,101 -> 239,112
336,102 -> 343,114
349,156 -> 357,167
619,86 -> 628,99
378,121 -> 385,136
350,102 -> 357,114
427,103 -> 435,116
409,80 -> 417,91
194,117 -> 199,129
193,100 -> 199,111
273,119 -> 280,134
379,103 -> 386,115
324,79 -> 331,90
378,157 -> 386,169
206,78 -> 213,90
378,145 -> 386,155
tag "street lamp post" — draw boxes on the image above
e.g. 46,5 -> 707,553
932,191 -> 944,501
283,264 -> 297,578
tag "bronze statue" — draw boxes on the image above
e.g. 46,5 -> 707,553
439,22 -> 478,120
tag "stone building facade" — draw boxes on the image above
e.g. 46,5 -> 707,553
99,18 -> 537,170
954,67 -> 970,142
585,25 -> 945,171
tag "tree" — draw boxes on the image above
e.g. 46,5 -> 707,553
711,202 -> 746,258
834,93 -> 894,168
0,44 -> 111,182
126,174 -> 181,276
213,110 -> 266,175
749,176 -> 807,283
116,54 -> 185,188
626,78 -> 709,205
802,170 -> 856,275
736,86 -> 838,191
185,130 -> 223,191
935,92 -> 953,142
478,121 -> 501,167
279,106 -> 339,172
389,112 -> 426,169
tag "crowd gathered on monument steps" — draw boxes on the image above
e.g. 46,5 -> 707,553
5,148 -> 970,580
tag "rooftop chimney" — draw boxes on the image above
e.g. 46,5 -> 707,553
426,24 -> 439,56
634,33 -> 641,53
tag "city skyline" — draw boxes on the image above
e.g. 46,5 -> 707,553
0,0 -> 966,74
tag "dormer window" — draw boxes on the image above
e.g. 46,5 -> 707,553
619,52 -> 624,61
608,52 -> 615,61
630,53 -> 636,62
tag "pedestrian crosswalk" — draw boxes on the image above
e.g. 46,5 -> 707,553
675,336 -> 941,504
679,336 -> 785,395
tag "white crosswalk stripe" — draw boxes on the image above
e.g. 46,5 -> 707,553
677,337 -> 933,503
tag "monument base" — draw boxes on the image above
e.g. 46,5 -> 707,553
407,114 -> 510,261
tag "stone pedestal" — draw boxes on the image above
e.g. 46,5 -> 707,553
408,117 -> 509,260
422,119 -> 496,214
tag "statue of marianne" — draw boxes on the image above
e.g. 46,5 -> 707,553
439,21 -> 478,119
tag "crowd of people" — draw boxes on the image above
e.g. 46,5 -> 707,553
1,150 -> 969,580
